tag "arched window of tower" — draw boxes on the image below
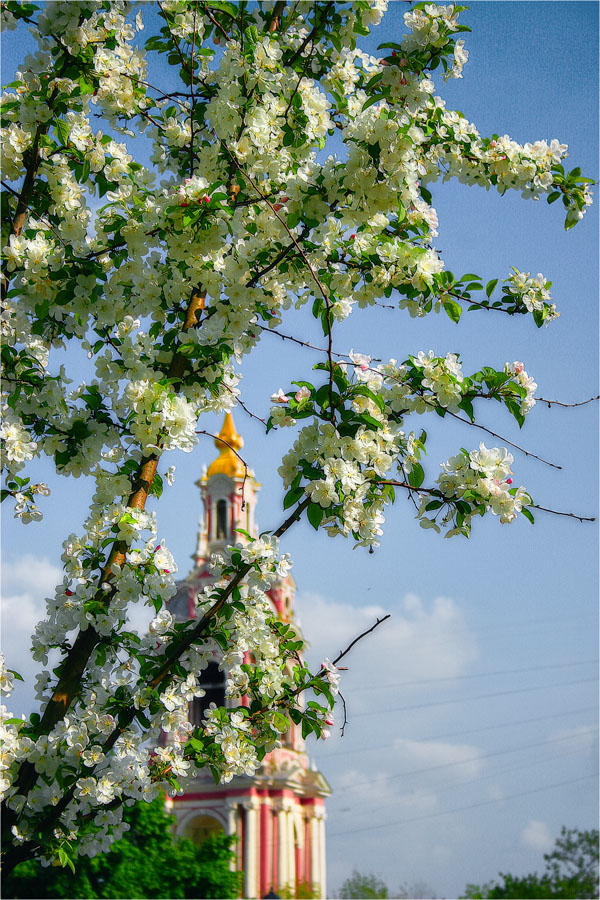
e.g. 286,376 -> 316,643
189,662 -> 225,725
182,813 -> 224,845
216,498 -> 228,539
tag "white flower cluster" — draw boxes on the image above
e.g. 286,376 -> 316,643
432,443 -> 531,527
505,269 -> 557,321
125,381 -> 199,454
0,409 -> 37,469
504,361 -> 537,415
411,350 -> 464,412
203,707 -> 258,782
279,417 -> 401,547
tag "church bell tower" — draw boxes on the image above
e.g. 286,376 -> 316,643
167,414 -> 330,899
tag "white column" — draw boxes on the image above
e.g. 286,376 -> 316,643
225,801 -> 238,872
243,798 -> 260,899
277,804 -> 289,890
310,813 -> 320,894
287,808 -> 295,890
318,811 -> 327,899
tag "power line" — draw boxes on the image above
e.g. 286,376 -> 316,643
349,658 -> 598,694
317,704 -> 598,758
352,676 -> 598,717
327,772 -> 598,838
330,727 -> 598,793
334,739 -> 593,816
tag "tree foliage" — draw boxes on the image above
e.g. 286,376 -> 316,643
0,0 -> 594,874
338,869 -> 389,899
463,827 -> 599,899
1,793 -> 241,899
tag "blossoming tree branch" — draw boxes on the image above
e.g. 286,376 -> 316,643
0,0 -> 594,873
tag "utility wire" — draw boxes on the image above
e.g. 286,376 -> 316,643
349,658 -> 598,694
327,772 -> 598,838
334,739 -> 594,816
330,726 -> 598,793
317,704 -> 598,758
351,676 -> 598,718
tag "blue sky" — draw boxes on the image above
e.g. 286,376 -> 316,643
1,3 -> 598,897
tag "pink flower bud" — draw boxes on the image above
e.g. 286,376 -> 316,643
506,478 -> 513,485
514,361 -> 524,374
270,388 -> 290,403
273,203 -> 283,211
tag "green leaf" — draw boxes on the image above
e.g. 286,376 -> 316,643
485,278 -> 498,298
521,507 -> 535,524
6,668 -> 23,682
150,473 -> 163,499
443,299 -> 462,323
362,94 -> 386,111
283,486 -> 304,509
55,119 -> 69,146
407,462 -> 424,489
307,503 -> 324,530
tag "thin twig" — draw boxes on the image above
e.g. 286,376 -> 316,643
196,428 -> 249,505
538,395 -> 599,409
439,407 -> 562,470
331,614 -> 391,668
338,689 -> 349,737
532,505 -> 596,523
283,44 -> 314,120
202,3 -> 230,42
286,1 -> 333,65
247,226 -> 309,287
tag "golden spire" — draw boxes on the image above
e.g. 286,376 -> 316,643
206,413 -> 246,479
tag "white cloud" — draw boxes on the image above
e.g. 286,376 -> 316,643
2,554 -> 62,597
1,555 -> 62,715
297,589 -> 479,700
548,725 -> 598,756
392,736 -> 485,781
521,819 -> 554,852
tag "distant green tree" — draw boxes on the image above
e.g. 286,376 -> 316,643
2,795 -> 241,899
338,869 -> 389,899
463,827 -> 599,899
397,880 -> 438,899
278,880 -> 321,899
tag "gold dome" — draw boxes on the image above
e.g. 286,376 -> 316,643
206,413 -> 246,479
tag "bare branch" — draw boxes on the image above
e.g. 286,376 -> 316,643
532,504 -> 596,523
338,689 -> 348,737
440,407 -> 562,470
538,395 -> 600,409
330,614 -> 391,668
